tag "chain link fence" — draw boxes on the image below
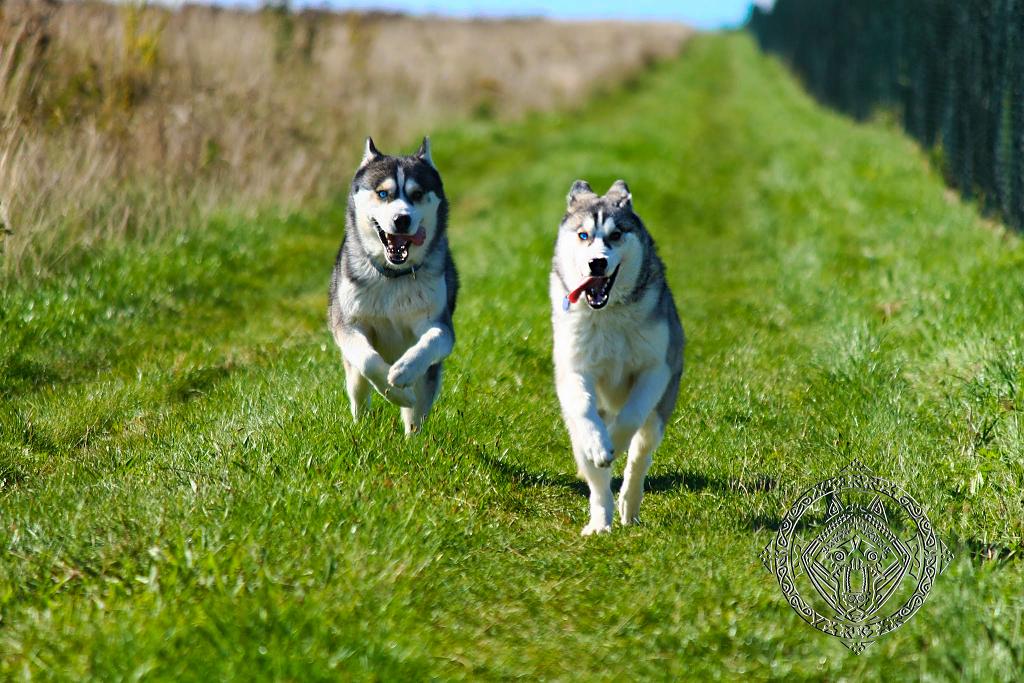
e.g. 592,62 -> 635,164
749,0 -> 1024,231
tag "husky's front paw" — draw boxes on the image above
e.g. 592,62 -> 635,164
383,384 -> 417,408
366,373 -> 416,407
387,356 -> 424,388
580,430 -> 614,468
581,520 -> 612,536
609,419 -> 639,456
362,363 -> 415,407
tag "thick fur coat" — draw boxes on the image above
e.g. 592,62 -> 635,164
328,137 -> 458,434
550,180 -> 684,535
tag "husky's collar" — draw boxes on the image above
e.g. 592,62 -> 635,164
369,259 -> 417,279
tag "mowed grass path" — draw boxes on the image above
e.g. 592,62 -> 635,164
3,35 -> 1024,680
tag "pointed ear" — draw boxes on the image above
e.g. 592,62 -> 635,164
415,136 -> 435,168
360,136 -> 381,168
606,179 -> 632,209
567,180 -> 595,209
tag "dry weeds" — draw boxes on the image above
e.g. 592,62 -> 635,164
0,0 -> 691,277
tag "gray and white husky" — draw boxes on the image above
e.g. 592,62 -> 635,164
328,137 -> 458,434
550,180 -> 684,535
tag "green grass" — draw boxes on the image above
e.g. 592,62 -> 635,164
3,33 -> 1024,680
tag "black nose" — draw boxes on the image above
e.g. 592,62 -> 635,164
393,214 -> 412,233
589,257 -> 608,276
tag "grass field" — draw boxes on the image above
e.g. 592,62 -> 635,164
2,33 -> 1024,680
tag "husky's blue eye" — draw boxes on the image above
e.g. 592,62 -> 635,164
377,190 -> 388,200
578,231 -> 589,241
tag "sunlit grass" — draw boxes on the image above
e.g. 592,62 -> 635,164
1,34 -> 1023,680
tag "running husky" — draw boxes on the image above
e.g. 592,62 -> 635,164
550,179 -> 684,535
328,137 -> 458,434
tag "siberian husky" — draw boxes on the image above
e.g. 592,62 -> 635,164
328,137 -> 458,434
550,179 -> 684,535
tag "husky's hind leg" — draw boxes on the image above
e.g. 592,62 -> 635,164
401,363 -> 442,435
618,414 -> 664,525
344,359 -> 372,421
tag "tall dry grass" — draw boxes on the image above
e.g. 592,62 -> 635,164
0,0 -> 691,278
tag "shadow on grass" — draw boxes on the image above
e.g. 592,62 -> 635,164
746,514 -> 782,532
476,450 -> 774,498
0,355 -> 64,399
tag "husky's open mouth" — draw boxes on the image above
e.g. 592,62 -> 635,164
374,219 -> 426,265
583,265 -> 620,309
568,265 -> 620,310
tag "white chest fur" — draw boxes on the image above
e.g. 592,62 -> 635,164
553,290 -> 668,396
337,272 -> 447,362
341,271 -> 444,320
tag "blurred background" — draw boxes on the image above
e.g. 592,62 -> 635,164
199,0 -> 757,27
0,0 -> 736,278
4,0 -> 1019,281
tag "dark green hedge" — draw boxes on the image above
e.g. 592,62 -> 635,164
749,0 -> 1024,231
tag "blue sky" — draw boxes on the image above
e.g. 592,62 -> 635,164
301,1 -> 759,29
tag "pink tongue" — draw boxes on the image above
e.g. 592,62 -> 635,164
390,226 -> 427,247
568,278 -> 599,304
